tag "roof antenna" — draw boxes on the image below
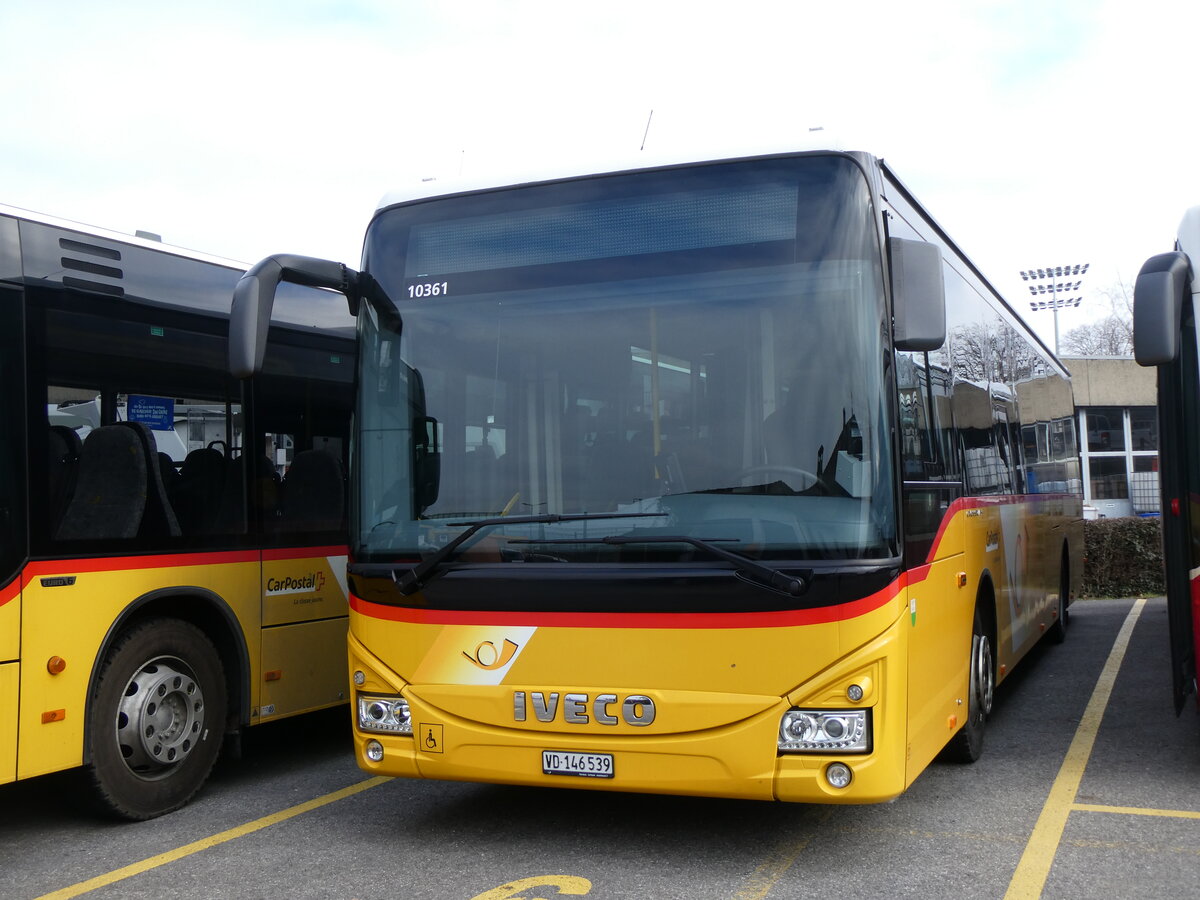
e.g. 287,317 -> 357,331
640,109 -> 654,151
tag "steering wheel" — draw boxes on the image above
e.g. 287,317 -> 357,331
736,465 -> 820,491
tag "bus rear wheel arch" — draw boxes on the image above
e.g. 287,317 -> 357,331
86,617 -> 227,820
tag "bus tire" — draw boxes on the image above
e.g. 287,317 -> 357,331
1049,548 -> 1069,645
942,604 -> 994,763
86,618 -> 227,820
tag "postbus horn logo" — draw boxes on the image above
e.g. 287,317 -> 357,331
463,639 -> 520,670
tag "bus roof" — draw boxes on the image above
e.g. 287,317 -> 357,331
0,202 -> 248,271
376,142 -> 860,212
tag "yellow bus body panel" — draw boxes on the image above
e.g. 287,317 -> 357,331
0,579 -> 18,662
260,617 -> 351,719
16,557 -> 260,780
261,552 -> 349,627
0,661 -> 17,785
349,498 -> 1080,803
256,549 -> 351,720
1,579 -> 19,784
350,587 -> 913,803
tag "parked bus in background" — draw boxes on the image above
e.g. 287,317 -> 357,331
230,149 -> 1083,803
1133,207 -> 1200,715
0,204 -> 354,819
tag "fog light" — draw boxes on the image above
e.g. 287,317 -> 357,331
365,739 -> 384,762
826,762 -> 853,789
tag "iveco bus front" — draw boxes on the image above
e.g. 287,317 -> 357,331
230,149 -> 1080,803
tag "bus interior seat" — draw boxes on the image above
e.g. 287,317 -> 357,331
253,454 -> 281,524
584,409 -> 656,509
47,424 -> 83,535
55,422 -> 173,541
462,443 -> 505,516
157,451 -> 181,495
123,422 -> 181,539
172,446 -> 228,535
280,449 -> 344,532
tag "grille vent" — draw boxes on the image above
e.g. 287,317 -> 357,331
59,237 -> 124,296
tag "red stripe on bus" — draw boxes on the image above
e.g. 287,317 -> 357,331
22,550 -> 260,579
0,577 -> 18,609
349,568 -> 923,630
20,545 -> 349,581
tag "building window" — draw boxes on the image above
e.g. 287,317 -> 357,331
1086,407 -> 1125,452
1079,406 -> 1159,516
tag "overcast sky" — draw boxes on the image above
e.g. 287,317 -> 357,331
3,0 -> 1198,351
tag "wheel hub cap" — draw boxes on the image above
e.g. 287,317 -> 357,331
115,657 -> 205,778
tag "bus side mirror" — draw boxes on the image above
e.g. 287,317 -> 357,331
229,254 -> 359,378
1134,251 -> 1192,366
890,237 -> 946,352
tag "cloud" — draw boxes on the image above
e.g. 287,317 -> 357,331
2,0 -> 1199,351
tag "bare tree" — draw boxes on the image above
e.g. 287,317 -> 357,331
1060,315 -> 1133,356
1059,280 -> 1134,356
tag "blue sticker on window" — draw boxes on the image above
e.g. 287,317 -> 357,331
128,394 -> 175,431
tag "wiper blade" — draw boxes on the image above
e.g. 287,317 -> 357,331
393,511 -> 664,596
511,534 -> 810,598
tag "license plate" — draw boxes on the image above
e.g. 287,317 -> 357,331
542,750 -> 614,778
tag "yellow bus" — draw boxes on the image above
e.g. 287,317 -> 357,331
231,150 -> 1083,802
0,204 -> 354,819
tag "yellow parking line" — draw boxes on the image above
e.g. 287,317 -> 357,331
1073,803 -> 1200,820
732,809 -> 833,899
35,776 -> 392,900
1003,598 -> 1146,900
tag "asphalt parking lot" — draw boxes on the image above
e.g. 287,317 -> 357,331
3,596 -> 1198,900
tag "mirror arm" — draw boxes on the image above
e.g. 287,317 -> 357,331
229,254 -> 363,378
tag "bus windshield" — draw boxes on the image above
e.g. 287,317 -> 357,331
356,154 -> 896,563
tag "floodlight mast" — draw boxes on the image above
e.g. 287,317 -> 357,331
1019,263 -> 1089,354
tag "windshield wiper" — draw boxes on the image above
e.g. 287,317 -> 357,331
510,534 -> 810,598
393,512 -> 664,595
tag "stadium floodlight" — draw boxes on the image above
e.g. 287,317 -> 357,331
1019,263 -> 1088,354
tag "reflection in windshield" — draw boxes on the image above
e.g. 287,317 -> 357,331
355,155 -> 897,562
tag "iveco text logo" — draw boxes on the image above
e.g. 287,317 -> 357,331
513,691 -> 656,726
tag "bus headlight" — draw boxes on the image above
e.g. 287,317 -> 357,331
778,709 -> 870,753
357,694 -> 413,735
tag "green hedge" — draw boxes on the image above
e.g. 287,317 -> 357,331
1081,516 -> 1164,598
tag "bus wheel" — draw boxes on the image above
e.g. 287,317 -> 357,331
87,618 -> 227,820
942,606 -> 994,763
